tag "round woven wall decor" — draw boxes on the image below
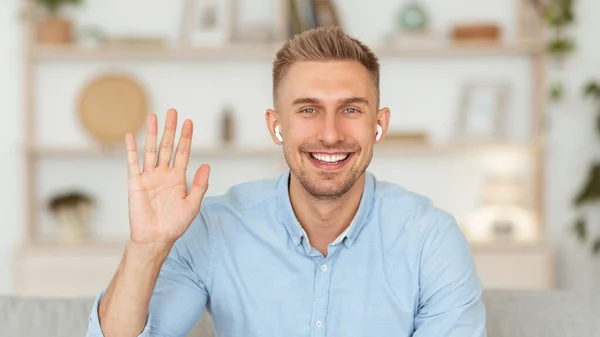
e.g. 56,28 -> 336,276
78,73 -> 148,145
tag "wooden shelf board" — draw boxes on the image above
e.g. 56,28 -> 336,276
33,43 -> 284,61
32,41 -> 544,62
376,40 -> 544,58
20,240 -> 127,255
470,240 -> 553,253
30,145 -> 281,158
30,141 -> 539,158
374,140 -> 539,155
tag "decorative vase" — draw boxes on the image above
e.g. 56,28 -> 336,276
36,15 -> 72,44
398,0 -> 428,32
48,191 -> 94,243
220,106 -> 235,145
54,203 -> 92,243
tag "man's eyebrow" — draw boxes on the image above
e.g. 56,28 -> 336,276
291,97 -> 370,106
292,97 -> 323,106
338,97 -> 369,106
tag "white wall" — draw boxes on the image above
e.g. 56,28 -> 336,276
0,0 -> 599,294
0,0 -> 23,294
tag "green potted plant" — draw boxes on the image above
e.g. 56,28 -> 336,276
34,0 -> 83,44
572,81 -> 600,254
527,1 -> 600,255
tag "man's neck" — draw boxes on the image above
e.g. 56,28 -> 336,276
289,173 -> 365,255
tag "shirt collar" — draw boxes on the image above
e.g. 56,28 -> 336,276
276,169 -> 376,249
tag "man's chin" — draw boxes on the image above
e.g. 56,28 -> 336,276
300,177 -> 352,199
306,187 -> 347,200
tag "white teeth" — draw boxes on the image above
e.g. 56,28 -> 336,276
311,153 -> 349,163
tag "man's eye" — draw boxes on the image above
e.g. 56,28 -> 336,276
302,108 -> 315,114
345,108 -> 358,114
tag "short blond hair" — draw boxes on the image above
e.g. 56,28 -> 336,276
272,26 -> 380,107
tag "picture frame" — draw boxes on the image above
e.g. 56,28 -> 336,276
180,0 -> 236,46
455,80 -> 510,141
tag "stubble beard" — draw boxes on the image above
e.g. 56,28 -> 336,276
283,143 -> 372,201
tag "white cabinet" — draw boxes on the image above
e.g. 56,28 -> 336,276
471,241 -> 554,290
14,243 -> 125,297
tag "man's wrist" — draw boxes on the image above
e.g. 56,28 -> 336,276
124,240 -> 174,270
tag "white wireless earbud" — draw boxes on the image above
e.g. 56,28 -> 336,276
375,124 -> 383,141
274,124 -> 283,142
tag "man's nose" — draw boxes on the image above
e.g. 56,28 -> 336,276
317,113 -> 344,145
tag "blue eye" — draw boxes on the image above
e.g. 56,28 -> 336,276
302,108 -> 315,114
345,108 -> 358,114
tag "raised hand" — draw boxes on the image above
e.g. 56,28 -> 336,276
124,108 -> 210,246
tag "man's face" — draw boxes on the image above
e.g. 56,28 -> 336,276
270,60 -> 388,200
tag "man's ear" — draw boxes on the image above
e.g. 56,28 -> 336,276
265,108 -> 282,144
375,107 -> 391,144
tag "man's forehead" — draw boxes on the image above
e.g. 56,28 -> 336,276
285,60 -> 369,76
274,60 -> 377,108
280,62 -> 373,93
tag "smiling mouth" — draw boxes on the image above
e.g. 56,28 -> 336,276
310,152 -> 350,163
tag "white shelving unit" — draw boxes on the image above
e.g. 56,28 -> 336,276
17,0 -> 554,292
22,1 -> 548,240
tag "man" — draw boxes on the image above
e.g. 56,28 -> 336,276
86,26 -> 486,337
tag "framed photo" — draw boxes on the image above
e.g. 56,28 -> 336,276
455,81 -> 510,141
180,0 -> 236,46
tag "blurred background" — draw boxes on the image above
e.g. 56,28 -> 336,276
0,0 -> 598,299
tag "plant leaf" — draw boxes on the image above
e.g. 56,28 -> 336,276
546,0 -> 576,26
583,81 -> 600,100
573,163 -> 600,206
35,0 -> 82,13
572,218 -> 587,242
547,37 -> 576,55
592,238 -> 600,255
550,82 -> 564,102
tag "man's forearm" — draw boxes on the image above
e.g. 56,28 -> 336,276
98,240 -> 173,337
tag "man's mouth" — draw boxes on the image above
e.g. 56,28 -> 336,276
310,152 -> 350,164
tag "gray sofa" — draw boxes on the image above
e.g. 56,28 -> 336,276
1,290 -> 599,337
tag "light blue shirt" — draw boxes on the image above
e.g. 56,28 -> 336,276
86,169 -> 487,336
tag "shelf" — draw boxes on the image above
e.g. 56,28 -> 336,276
20,240 -> 127,255
374,140 -> 539,156
32,43 -> 284,61
30,140 -> 539,158
30,145 -> 281,158
32,40 -> 544,62
469,240 -> 553,253
376,40 -> 544,58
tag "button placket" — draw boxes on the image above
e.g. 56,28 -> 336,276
309,246 -> 338,337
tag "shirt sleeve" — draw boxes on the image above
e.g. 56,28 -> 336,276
412,214 -> 487,337
86,210 -> 213,337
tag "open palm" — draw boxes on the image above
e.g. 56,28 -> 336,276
125,109 -> 210,245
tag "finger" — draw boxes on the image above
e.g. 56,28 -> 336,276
157,108 -> 178,168
125,132 -> 140,178
173,119 -> 193,170
187,164 -> 210,209
143,114 -> 158,172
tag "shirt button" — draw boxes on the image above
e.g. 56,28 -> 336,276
292,237 -> 299,243
320,264 -> 327,272
315,320 -> 323,328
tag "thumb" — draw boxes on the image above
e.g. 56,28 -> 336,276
187,164 -> 210,209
